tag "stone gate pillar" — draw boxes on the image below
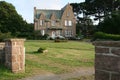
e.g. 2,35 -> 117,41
5,39 -> 25,73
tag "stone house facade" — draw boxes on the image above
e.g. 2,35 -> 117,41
34,4 -> 76,38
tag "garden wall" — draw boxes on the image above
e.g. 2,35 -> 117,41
0,39 -> 25,73
93,41 -> 120,80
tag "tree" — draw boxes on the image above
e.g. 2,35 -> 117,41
98,11 -> 120,34
71,3 -> 94,37
85,0 -> 120,22
0,1 -> 27,34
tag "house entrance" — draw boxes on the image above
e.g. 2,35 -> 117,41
52,31 -> 55,38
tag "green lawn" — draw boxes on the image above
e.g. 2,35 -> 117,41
0,40 -> 95,80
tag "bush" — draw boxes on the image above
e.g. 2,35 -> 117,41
54,36 -> 68,42
93,32 -> 120,41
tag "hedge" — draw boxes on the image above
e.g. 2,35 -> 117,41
94,32 -> 120,41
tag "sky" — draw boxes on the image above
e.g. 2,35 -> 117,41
2,0 -> 85,23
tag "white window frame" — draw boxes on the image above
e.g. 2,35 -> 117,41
68,20 -> 72,26
65,20 -> 72,26
65,20 -> 67,26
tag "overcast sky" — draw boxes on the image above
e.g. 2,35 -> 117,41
2,0 -> 85,23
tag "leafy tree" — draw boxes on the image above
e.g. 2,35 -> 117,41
98,11 -> 120,34
0,1 -> 27,34
85,0 -> 120,22
71,3 -> 94,37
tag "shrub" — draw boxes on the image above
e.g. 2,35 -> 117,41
54,37 -> 68,42
93,32 -> 120,41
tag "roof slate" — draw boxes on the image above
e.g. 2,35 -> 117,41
36,9 -> 63,19
35,4 -> 68,19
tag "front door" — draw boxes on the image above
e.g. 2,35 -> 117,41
52,31 -> 55,39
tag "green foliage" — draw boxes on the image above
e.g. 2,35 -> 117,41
98,11 -> 120,34
54,37 -> 68,42
94,32 -> 120,40
0,1 -> 26,33
0,32 -> 13,42
0,1 -> 34,39
85,0 -> 120,22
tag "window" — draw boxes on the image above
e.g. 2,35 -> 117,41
65,20 -> 67,26
67,11 -> 70,17
68,20 -> 72,26
65,30 -> 73,37
51,20 -> 55,26
40,20 -> 44,26
64,20 -> 72,26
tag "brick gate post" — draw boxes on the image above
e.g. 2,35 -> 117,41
5,39 -> 25,73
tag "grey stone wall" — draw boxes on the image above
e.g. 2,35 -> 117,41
93,41 -> 120,80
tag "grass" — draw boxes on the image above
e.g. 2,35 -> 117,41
0,40 -> 95,80
0,64 -> 27,80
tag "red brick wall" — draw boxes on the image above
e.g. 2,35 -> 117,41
93,41 -> 120,80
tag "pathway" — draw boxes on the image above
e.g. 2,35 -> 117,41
20,67 -> 94,80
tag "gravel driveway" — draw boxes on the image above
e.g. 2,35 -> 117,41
20,67 -> 94,80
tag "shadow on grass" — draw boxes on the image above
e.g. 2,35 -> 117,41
26,51 -> 43,54
49,47 -> 94,51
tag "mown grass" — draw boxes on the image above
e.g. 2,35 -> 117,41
0,64 -> 27,80
0,40 -> 95,80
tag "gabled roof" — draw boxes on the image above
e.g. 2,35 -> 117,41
35,4 -> 70,19
36,9 -> 62,19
